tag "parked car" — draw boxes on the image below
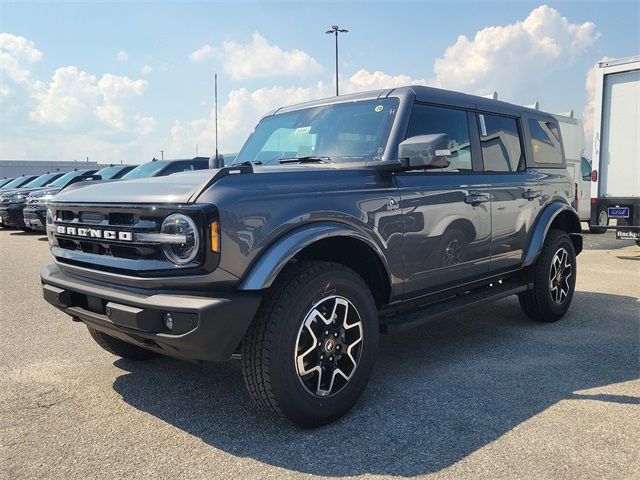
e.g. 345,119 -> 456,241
41,86 -> 582,427
0,172 -> 64,229
0,178 -> 15,189
121,157 -> 210,179
22,169 -> 97,231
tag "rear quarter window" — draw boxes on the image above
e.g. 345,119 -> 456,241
528,119 -> 563,165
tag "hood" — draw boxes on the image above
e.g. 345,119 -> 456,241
29,187 -> 61,199
52,169 -> 221,204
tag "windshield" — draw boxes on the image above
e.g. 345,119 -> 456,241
23,173 -> 60,188
1,177 -> 31,189
122,161 -> 167,179
235,98 -> 399,165
97,165 -> 127,179
48,170 -> 84,188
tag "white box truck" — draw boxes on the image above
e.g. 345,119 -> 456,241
590,55 -> 640,242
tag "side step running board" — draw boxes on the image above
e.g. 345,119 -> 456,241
380,282 -> 532,334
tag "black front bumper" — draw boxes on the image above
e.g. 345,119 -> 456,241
0,204 -> 26,227
23,206 -> 46,231
41,263 -> 262,362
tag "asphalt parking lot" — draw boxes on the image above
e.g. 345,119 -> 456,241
1,228 -> 638,480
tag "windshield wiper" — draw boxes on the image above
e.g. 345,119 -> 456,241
279,156 -> 334,164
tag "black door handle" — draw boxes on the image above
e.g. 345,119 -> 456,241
465,193 -> 490,206
522,189 -> 541,200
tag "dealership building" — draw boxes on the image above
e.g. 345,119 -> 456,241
0,160 -> 105,179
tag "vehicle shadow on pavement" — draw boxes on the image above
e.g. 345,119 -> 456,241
112,291 -> 639,477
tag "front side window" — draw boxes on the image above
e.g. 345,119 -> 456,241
48,171 -> 86,188
406,104 -> 472,172
235,98 -> 399,165
478,113 -> 524,172
528,119 -> 563,165
581,156 -> 592,181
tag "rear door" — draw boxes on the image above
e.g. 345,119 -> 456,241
396,103 -> 492,298
477,113 -> 541,272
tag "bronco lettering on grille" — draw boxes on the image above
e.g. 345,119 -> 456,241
56,225 -> 133,241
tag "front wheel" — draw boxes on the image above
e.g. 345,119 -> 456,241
519,229 -> 577,322
241,261 -> 379,428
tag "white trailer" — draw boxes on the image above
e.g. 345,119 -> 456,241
590,55 -> 640,240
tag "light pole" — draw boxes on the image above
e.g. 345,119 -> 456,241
325,25 -> 348,96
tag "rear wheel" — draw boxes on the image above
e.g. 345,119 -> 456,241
519,229 -> 576,322
87,327 -> 159,360
589,209 -> 608,234
241,261 -> 378,428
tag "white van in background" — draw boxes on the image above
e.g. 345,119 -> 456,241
553,113 -> 592,223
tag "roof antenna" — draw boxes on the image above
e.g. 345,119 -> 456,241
209,73 -> 224,169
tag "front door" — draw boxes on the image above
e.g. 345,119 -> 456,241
396,103 -> 491,298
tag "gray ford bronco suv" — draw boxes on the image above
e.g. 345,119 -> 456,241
41,86 -> 582,427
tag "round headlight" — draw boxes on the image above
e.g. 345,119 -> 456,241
160,213 -> 200,265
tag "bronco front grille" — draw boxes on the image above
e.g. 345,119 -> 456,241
48,203 -> 210,276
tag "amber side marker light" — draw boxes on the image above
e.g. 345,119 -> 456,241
210,220 -> 220,253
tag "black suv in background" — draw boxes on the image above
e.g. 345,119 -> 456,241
22,169 -> 98,230
0,172 -> 64,229
121,157 -> 210,179
41,86 -> 582,427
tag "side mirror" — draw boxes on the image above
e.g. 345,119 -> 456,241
398,134 -> 452,169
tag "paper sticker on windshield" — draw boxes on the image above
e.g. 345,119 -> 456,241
374,105 -> 384,112
435,149 -> 451,156
294,126 -> 311,134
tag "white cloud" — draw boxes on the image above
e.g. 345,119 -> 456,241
140,64 -> 153,75
433,5 -> 599,99
221,33 -> 322,80
135,115 -> 156,134
30,65 -> 149,133
189,44 -> 215,62
343,69 -> 425,93
0,33 -> 43,85
115,50 -> 129,62
168,69 -> 425,156
582,57 -> 611,151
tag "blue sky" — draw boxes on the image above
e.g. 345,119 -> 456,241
1,1 -> 638,163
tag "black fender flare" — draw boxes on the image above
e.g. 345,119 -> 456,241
237,221 -> 390,291
522,203 -> 582,267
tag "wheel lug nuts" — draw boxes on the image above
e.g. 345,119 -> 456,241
329,356 -> 334,361
320,354 -> 324,360
333,332 -> 339,337
324,330 -> 329,336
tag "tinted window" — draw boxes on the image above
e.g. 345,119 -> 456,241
96,165 -> 133,179
162,161 -> 199,176
478,114 -> 524,172
581,156 -> 592,181
406,104 -> 472,172
528,119 -> 563,165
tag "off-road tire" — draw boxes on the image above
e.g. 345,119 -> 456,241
87,327 -> 159,360
519,229 -> 576,322
241,260 -> 379,428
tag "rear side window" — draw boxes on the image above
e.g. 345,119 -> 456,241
406,104 -> 472,172
528,119 -> 563,165
581,156 -> 592,181
478,113 -> 524,172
